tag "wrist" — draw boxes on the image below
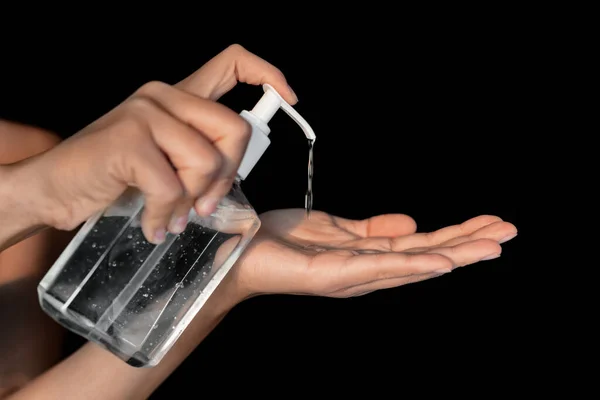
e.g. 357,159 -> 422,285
205,267 -> 246,314
12,157 -> 59,224
12,153 -> 76,231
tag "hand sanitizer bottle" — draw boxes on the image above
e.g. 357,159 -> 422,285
37,84 -> 316,367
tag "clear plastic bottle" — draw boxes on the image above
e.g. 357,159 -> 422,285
37,84 -> 316,367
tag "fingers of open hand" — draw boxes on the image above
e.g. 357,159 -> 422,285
329,231 -> 511,298
392,215 -> 505,250
311,238 -> 500,299
305,252 -> 453,295
329,272 -> 441,298
422,239 -> 502,267
405,220 -> 517,252
339,215 -> 516,252
302,216 -> 517,297
402,220 -> 517,266
177,44 -> 298,105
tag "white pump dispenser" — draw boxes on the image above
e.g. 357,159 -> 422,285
237,84 -> 316,180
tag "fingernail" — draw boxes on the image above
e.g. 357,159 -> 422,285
434,268 -> 452,274
169,215 -> 187,234
153,228 -> 166,244
198,197 -> 218,216
482,253 -> 500,261
288,85 -> 298,103
500,233 -> 517,243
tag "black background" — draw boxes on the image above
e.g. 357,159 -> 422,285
1,23 -> 523,396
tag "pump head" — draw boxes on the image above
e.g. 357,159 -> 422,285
236,84 -> 316,180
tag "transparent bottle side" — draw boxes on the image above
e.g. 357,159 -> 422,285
38,180 -> 260,367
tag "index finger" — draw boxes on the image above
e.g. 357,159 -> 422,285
176,44 -> 298,105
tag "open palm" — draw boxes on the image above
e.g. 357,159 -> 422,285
230,209 -> 517,299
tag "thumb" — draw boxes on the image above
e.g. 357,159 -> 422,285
177,44 -> 298,104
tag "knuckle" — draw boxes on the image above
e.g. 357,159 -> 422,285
480,239 -> 502,253
239,119 -> 252,140
221,174 -> 236,188
159,183 -> 185,205
185,149 -> 223,197
211,176 -> 236,197
121,97 -> 162,137
271,66 -> 286,81
229,116 -> 252,141
182,164 -> 224,199
126,95 -> 157,116
200,149 -> 223,176
225,43 -> 245,55
429,254 -> 453,269
115,113 -> 149,143
477,215 -> 503,224
136,80 -> 170,97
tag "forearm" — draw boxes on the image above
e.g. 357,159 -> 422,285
8,284 -> 236,400
0,164 -> 48,251
0,120 -> 62,251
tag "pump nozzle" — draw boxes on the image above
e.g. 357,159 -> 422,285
251,84 -> 316,141
236,84 -> 316,180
